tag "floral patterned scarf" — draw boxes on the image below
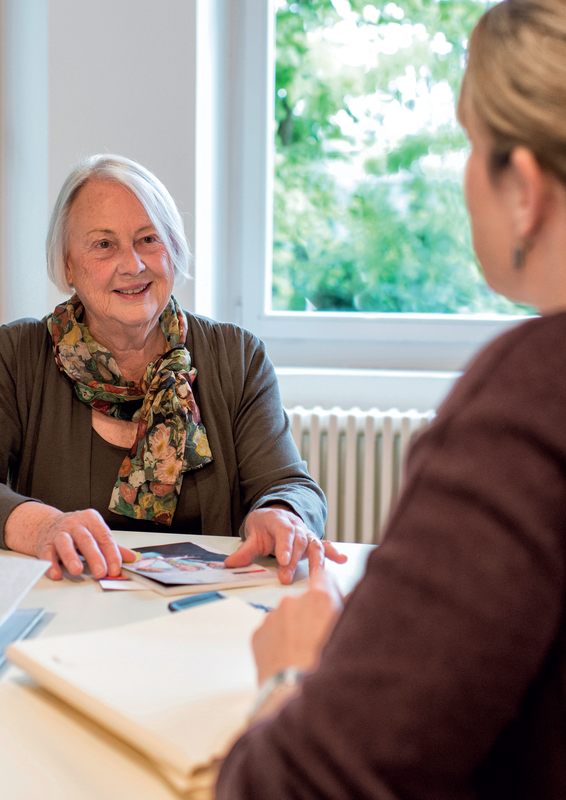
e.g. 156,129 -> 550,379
46,294 -> 213,526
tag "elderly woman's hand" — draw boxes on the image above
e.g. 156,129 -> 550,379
253,568 -> 344,685
223,504 -> 347,584
4,501 -> 136,581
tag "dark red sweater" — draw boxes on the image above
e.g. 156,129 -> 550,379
217,313 -> 566,800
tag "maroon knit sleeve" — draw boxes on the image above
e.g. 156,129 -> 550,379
216,314 -> 566,800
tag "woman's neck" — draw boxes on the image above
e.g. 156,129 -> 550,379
114,339 -> 168,383
87,319 -> 168,383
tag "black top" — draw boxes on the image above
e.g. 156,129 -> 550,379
90,430 -> 202,534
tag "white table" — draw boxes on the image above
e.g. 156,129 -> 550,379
0,533 -> 373,800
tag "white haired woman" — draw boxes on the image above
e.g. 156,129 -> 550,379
216,1 -> 566,797
0,155 -> 343,581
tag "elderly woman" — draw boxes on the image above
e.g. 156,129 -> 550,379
0,155 -> 342,582
216,1 -> 566,797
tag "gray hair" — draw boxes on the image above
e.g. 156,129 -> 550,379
46,154 -> 192,293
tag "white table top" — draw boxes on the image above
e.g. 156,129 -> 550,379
0,533 -> 374,799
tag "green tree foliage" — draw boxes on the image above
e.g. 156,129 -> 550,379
273,0 -> 529,315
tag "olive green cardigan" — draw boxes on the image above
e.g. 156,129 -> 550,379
0,313 -> 326,547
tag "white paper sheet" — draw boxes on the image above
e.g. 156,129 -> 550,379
0,556 -> 50,628
98,578 -> 145,591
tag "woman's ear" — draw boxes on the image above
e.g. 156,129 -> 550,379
508,146 -> 551,242
65,260 -> 74,287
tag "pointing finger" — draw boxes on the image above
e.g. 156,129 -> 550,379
307,536 -> 326,573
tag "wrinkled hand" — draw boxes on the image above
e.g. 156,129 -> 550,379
36,509 -> 137,581
253,568 -> 344,684
223,505 -> 347,584
5,503 -> 137,581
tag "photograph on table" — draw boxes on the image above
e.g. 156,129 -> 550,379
122,540 -> 278,595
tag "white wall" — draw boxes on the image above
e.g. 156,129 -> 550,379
0,0 -> 49,323
48,0 -> 201,314
0,0 -> 205,323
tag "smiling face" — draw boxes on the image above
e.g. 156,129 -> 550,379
65,180 -> 175,346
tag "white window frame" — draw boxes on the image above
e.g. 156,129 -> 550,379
223,0 -> 530,371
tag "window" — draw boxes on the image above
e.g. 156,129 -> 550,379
227,0 -> 530,370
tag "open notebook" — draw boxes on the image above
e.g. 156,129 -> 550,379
7,597 -> 264,793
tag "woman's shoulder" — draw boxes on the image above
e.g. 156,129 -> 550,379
185,312 -> 260,342
404,312 -> 566,492
0,318 -> 51,394
437,312 -> 566,425
184,312 -> 264,361
462,312 -> 565,378
183,312 -> 275,403
475,310 -> 566,359
0,316 -> 48,338
0,317 -> 49,363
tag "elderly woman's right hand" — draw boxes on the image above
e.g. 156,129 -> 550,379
4,501 -> 136,580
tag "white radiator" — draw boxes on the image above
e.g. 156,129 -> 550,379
286,406 -> 435,544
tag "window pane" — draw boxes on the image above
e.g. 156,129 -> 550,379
272,0 -> 527,315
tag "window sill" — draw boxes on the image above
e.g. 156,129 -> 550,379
276,367 -> 461,413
